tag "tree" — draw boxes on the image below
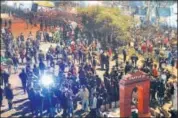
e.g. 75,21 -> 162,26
77,6 -> 135,48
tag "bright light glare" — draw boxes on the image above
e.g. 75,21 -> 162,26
86,1 -> 102,6
6,1 -> 15,6
40,74 -> 54,87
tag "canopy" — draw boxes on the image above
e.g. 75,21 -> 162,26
34,1 -> 54,8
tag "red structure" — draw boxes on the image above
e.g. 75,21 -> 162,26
119,71 -> 150,117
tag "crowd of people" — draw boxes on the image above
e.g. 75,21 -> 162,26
0,11 -> 177,117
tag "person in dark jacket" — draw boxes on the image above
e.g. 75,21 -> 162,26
157,80 -> 165,106
20,33 -> 25,41
61,91 -> 68,117
39,60 -> 46,75
100,52 -> 105,70
19,69 -> 27,93
105,54 -> 110,70
4,20 -> 7,27
171,57 -> 175,71
5,84 -> 13,110
58,60 -> 65,72
104,69 -> 111,92
8,19 -> 12,29
0,87 -> 3,108
27,87 -> 36,115
125,61 -> 132,74
131,54 -> 138,67
33,64 -> 39,77
78,67 -> 86,85
12,55 -> 19,73
35,91 -> 43,116
40,19 -> 43,31
122,49 -> 127,63
38,50 -> 45,62
2,70 -> 10,87
92,56 -> 97,72
169,110 -> 178,118
150,79 -> 158,102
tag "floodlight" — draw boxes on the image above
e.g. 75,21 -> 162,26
40,74 -> 54,87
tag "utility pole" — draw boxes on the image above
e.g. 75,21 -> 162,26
146,1 -> 151,23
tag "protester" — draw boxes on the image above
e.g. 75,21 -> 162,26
0,87 -> 3,108
5,84 -> 14,110
152,64 -> 159,78
90,93 -> 98,117
157,80 -> 165,106
122,48 -> 127,63
8,19 -> 12,29
19,69 -> 28,93
77,86 -> 89,112
2,70 -> 10,87
27,86 -> 36,115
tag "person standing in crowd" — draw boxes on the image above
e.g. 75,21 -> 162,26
125,61 -> 132,74
8,19 -> 12,29
160,70 -> 167,85
77,86 -> 89,112
39,60 -> 46,76
105,53 -> 110,70
78,47 -> 83,64
5,84 -> 14,110
90,93 -> 97,117
61,90 -> 68,117
92,56 -> 97,73
150,79 -> 158,103
157,80 -> 165,106
33,64 -> 39,77
78,66 -> 86,85
104,69 -> 111,91
7,57 -> 13,74
19,69 -> 27,94
40,19 -> 43,31
38,50 -> 45,62
131,54 -> 138,67
27,86 -> 36,116
12,54 -> 19,73
2,70 -> 10,87
4,20 -> 7,27
152,64 -> 158,79
45,19 -> 48,30
67,86 -> 74,117
0,87 -> 3,108
171,57 -> 175,72
57,59 -> 65,72
100,51 -> 105,70
26,18 -> 29,29
122,48 -> 127,63
171,81 -> 177,111
35,91 -> 43,116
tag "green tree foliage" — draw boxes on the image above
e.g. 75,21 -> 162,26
77,6 -> 134,43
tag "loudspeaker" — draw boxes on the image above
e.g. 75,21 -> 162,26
31,3 -> 38,12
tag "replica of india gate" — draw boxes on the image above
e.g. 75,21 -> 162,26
119,71 -> 151,117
